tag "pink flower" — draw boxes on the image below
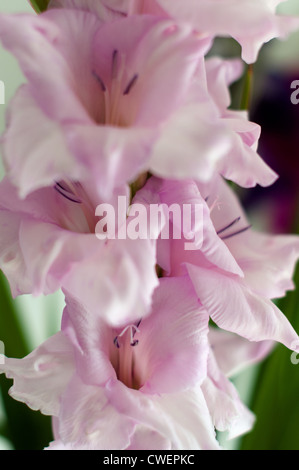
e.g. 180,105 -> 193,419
0,177 -> 158,326
134,175 -> 299,350
0,280 -> 212,449
0,278 -> 258,449
0,9 -> 275,201
0,10 -> 213,199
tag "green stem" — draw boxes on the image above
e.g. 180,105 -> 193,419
240,64 -> 253,111
28,0 -> 51,14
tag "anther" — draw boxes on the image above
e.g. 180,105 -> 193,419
113,323 -> 140,348
54,183 -> 82,204
221,225 -> 252,240
92,70 -> 106,92
217,217 -> 241,235
112,49 -> 119,79
123,74 -> 139,95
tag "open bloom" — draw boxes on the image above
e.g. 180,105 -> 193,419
51,0 -> 299,63
0,177 -> 158,326
0,278 -> 258,449
134,175 -> 299,350
0,10 -> 213,198
0,9 -> 276,201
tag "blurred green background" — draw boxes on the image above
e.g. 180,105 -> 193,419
0,0 -> 299,450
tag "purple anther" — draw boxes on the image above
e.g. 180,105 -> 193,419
217,217 -> 241,235
92,70 -> 106,92
123,74 -> 139,95
221,225 -> 252,240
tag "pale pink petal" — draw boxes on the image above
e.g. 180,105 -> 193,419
205,58 -> 278,187
0,10 -> 103,196
209,328 -> 274,377
126,426 -> 171,450
157,0 -> 299,63
107,380 -> 221,450
0,332 -> 74,416
2,86 -> 85,198
202,350 -> 255,439
202,176 -> 299,298
205,57 -> 244,110
148,100 -> 232,183
64,124 -> 158,198
187,264 -> 299,350
0,210 -> 32,297
19,218 -> 158,325
54,375 -> 220,449
153,389 -> 221,449
218,112 -> 278,188
46,440 -> 74,450
61,294 -> 126,388
62,236 -> 158,326
136,277 -> 209,394
27,377 -> 221,450
231,231 -> 299,299
0,11 -> 100,124
58,376 -> 135,450
235,13 -> 299,63
19,220 -> 98,295
134,177 -> 243,277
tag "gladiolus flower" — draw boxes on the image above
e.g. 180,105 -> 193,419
0,279 -> 258,449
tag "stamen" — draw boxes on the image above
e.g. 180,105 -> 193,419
123,74 -> 139,95
113,323 -> 140,348
92,70 -> 106,92
54,183 -> 82,204
105,6 -> 126,17
221,225 -> 251,240
55,181 -> 70,192
217,217 -> 241,235
112,49 -> 119,79
130,319 -> 142,346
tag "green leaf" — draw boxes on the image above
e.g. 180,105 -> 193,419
0,271 -> 28,359
28,0 -> 51,13
241,264 -> 299,450
0,271 -> 52,449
